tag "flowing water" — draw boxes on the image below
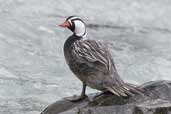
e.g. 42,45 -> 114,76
0,0 -> 171,113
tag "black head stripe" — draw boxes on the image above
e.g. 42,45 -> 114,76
69,21 -> 75,32
66,16 -> 79,21
66,16 -> 84,24
71,18 -> 83,22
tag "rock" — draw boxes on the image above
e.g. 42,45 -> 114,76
41,80 -> 171,114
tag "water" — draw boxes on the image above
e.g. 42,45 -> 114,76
0,0 -> 171,113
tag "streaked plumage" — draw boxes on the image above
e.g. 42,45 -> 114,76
59,16 -> 142,101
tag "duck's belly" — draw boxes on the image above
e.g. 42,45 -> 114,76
85,74 -> 107,91
68,62 -> 107,91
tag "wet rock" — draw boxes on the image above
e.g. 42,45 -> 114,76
41,80 -> 171,114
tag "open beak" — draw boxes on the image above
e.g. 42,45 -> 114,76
59,21 -> 71,28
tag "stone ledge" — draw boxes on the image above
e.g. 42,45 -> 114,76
41,80 -> 171,114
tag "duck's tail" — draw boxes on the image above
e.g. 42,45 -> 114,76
105,83 -> 144,97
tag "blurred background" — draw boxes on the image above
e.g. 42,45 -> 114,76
0,0 -> 171,113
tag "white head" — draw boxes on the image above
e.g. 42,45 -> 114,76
59,16 -> 87,37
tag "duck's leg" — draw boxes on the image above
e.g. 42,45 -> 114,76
65,83 -> 88,102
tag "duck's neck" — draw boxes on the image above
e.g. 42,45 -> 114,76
74,31 -> 87,38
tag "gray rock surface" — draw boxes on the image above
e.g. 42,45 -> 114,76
41,80 -> 171,114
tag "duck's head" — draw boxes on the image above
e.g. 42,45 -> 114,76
59,16 -> 87,37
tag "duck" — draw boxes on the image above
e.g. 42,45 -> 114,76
59,16 -> 142,101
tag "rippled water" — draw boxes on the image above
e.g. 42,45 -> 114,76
0,0 -> 171,113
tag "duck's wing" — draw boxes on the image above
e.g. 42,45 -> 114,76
72,39 -> 113,73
